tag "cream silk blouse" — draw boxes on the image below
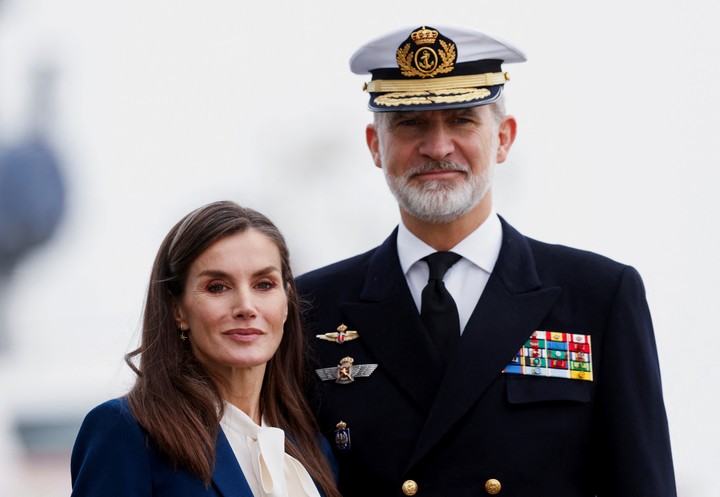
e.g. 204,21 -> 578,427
219,402 -> 321,497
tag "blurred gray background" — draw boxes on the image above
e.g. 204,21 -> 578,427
0,0 -> 717,495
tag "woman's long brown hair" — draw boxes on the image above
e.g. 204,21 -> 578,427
125,201 -> 340,497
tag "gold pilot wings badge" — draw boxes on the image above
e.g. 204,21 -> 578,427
503,331 -> 593,381
316,324 -> 360,344
315,356 -> 378,384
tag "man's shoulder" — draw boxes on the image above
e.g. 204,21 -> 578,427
501,219 -> 636,288
501,218 -> 625,268
524,233 -> 639,290
530,236 -> 625,266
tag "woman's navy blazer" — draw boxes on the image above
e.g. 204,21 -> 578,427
71,398 -> 335,497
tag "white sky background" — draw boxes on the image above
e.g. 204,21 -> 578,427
0,0 -> 718,495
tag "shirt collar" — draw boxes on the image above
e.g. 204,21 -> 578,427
397,210 -> 503,275
220,402 -> 268,439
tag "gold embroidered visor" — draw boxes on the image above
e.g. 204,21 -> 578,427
365,71 -> 510,111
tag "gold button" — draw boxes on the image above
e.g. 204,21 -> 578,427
485,478 -> 501,495
402,480 -> 418,496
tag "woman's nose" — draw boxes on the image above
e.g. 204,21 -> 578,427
232,290 -> 257,319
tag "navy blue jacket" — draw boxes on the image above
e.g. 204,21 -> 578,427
297,219 -> 676,497
71,398 -> 335,497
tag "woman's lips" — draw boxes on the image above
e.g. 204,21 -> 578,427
223,328 -> 263,342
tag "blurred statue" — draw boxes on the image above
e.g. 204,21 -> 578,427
0,62 -> 67,351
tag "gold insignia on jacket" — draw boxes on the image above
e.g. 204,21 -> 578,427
334,421 -> 351,452
315,356 -> 378,384
316,324 -> 359,344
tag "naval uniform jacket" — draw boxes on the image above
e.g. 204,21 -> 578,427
70,398 -> 336,497
297,218 -> 676,497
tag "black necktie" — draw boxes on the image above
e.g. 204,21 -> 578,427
421,251 -> 462,364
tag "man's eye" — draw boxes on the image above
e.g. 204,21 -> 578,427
390,117 -> 420,127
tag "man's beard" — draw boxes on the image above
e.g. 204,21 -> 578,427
384,161 -> 494,224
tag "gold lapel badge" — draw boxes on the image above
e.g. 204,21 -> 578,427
316,324 -> 359,344
334,421 -> 351,452
315,356 -> 378,384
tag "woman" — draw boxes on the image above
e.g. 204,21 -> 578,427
71,201 -> 341,497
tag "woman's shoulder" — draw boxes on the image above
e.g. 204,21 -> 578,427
73,397 -> 147,456
87,397 -> 129,414
82,398 -> 138,429
71,397 -> 154,494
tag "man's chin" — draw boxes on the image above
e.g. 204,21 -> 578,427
406,209 -> 468,225
400,198 -> 474,224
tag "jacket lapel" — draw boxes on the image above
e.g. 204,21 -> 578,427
340,230 -> 445,413
408,219 -> 561,468
212,428 -> 254,497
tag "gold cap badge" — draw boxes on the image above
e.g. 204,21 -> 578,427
397,26 -> 456,79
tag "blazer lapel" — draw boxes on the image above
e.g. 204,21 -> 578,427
212,428 -> 254,497
341,230 -> 445,413
408,219 -> 561,468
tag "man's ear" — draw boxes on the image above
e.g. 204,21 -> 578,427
496,115 -> 517,164
366,124 -> 383,169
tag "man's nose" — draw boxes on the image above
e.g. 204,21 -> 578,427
418,124 -> 455,161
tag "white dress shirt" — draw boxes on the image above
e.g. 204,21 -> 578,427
220,402 -> 321,497
397,211 -> 503,333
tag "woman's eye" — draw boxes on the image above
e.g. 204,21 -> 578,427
256,280 -> 277,291
207,282 -> 227,293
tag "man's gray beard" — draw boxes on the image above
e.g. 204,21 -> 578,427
384,161 -> 494,224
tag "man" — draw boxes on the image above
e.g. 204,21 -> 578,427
297,25 -> 675,497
